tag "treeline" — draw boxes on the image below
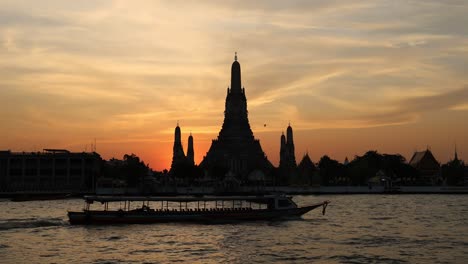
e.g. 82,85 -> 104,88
100,154 -> 150,187
315,150 -> 465,186
316,151 -> 418,186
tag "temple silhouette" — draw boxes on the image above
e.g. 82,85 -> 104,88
169,123 -> 196,179
168,54 -> 325,186
170,122 -> 186,171
277,124 -> 301,184
198,53 -> 274,182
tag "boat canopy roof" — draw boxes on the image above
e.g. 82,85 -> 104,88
84,195 -> 286,203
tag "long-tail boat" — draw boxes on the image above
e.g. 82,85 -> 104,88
68,195 -> 330,225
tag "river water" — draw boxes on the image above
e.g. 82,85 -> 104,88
1,195 -> 467,263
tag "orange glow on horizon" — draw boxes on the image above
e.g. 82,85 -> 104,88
0,1 -> 467,170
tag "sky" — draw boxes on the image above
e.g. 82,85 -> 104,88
1,0 -> 468,171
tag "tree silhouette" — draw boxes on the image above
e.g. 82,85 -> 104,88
318,155 -> 343,185
101,154 -> 150,187
122,154 -> 149,187
345,151 -> 420,185
442,158 -> 465,185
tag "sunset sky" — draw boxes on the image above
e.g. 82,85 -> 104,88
1,1 -> 468,171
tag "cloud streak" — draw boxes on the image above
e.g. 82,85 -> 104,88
1,0 -> 467,169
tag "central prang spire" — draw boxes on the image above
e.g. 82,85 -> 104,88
200,54 -> 273,181
224,53 -> 248,121
230,52 -> 242,93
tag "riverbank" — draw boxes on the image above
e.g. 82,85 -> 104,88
158,185 -> 468,195
3,185 -> 468,199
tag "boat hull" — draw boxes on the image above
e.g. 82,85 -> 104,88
68,204 -> 324,225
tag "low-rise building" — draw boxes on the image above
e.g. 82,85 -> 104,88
409,149 -> 441,185
0,149 -> 102,193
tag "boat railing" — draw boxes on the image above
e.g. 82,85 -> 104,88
83,197 -> 267,212
115,207 -> 257,214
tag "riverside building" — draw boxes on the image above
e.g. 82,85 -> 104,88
0,149 -> 101,193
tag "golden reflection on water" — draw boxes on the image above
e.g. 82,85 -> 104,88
1,195 -> 468,263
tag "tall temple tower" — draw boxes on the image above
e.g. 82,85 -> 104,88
200,53 -> 273,180
170,122 -> 186,171
279,124 -> 298,184
187,133 -> 194,166
280,124 -> 297,168
279,132 -> 288,168
286,123 -> 296,166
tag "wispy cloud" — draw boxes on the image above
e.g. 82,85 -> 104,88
1,0 -> 467,169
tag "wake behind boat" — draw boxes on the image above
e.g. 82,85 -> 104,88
11,193 -> 72,202
68,195 -> 330,225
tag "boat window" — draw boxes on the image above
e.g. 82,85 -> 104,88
278,199 -> 292,207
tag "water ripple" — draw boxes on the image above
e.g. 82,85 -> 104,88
106,235 -> 124,241
1,195 -> 467,263
329,253 -> 408,264
0,217 -> 66,231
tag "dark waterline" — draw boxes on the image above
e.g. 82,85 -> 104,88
1,195 -> 467,263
